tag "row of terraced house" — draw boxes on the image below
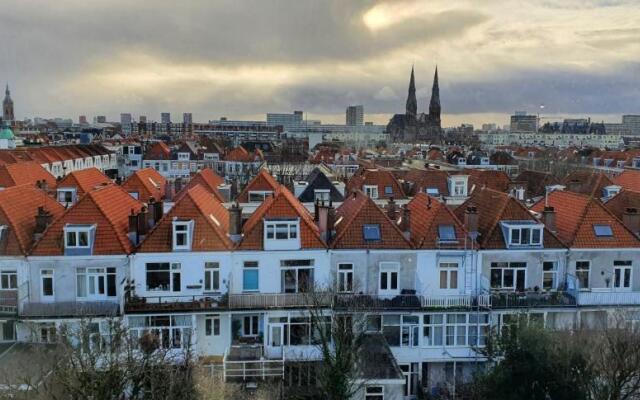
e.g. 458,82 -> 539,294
0,163 -> 639,399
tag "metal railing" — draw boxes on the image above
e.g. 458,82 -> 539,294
228,293 -> 330,309
222,345 -> 284,381
491,291 -> 577,309
576,291 -> 640,306
125,294 -> 225,313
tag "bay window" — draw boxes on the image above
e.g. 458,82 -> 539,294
128,315 -> 192,350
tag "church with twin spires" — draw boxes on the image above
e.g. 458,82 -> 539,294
386,66 -> 443,143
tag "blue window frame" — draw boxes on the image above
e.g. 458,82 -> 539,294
363,224 -> 381,241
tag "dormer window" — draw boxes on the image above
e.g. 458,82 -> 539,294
364,185 -> 378,199
64,224 -> 94,249
426,187 -> 439,196
314,189 -> 330,202
264,219 -> 300,250
617,161 -> 625,168
363,224 -> 381,241
437,224 -> 457,243
593,224 -> 613,237
177,152 -> 190,160
602,185 -> 621,199
501,221 -> 543,248
172,220 -> 194,251
57,188 -> 76,205
448,176 -> 468,197
384,186 -> 393,196
248,191 -> 273,203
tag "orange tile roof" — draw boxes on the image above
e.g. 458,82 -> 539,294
455,187 -> 565,250
179,168 -> 225,202
406,193 -> 467,249
236,169 -> 281,203
0,161 -> 57,189
531,191 -> 639,248
237,186 -> 325,250
402,169 -> 449,196
31,184 -> 144,255
121,168 -> 167,203
562,170 -> 614,197
138,184 -> 233,252
332,190 -> 412,249
613,170 -> 640,191
465,169 -> 512,193
0,184 -> 65,255
224,146 -> 253,162
604,190 -> 640,222
346,168 -> 406,199
145,142 -> 171,160
57,167 -> 112,197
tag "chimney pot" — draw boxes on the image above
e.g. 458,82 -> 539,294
464,205 -> 479,238
542,206 -> 556,233
623,207 -> 640,236
229,202 -> 243,241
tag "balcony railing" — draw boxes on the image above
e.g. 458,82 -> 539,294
223,345 -> 284,381
125,295 -> 227,313
21,301 -> 120,318
0,290 -> 17,314
491,291 -> 576,309
576,290 -> 640,306
228,293 -> 331,309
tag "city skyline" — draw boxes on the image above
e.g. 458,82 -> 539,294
1,0 -> 639,126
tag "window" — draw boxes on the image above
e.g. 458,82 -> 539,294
243,261 -> 259,292
64,224 -> 92,249
172,220 -> 193,251
314,189 -> 330,202
379,262 -> 399,295
281,260 -> 314,293
76,267 -> 116,298
0,270 -> 17,289
504,223 -> 543,247
265,220 -> 298,240
204,262 -> 220,293
438,225 -> 457,243
248,191 -> 272,202
365,386 -> 384,400
576,261 -> 590,289
128,315 -> 192,350
146,263 -> 181,292
57,188 -> 75,204
614,260 -> 632,290
39,324 -> 57,343
439,263 -> 458,289
423,314 -> 444,346
243,315 -> 259,336
129,191 -> 139,200
205,316 -> 220,336
426,187 -> 439,196
542,261 -> 557,291
41,269 -> 54,298
364,185 -> 378,199
490,262 -> 526,291
593,224 -> 613,237
337,263 -> 353,293
384,186 -> 393,196
363,224 -> 381,241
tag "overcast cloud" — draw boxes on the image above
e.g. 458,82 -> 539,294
0,0 -> 638,126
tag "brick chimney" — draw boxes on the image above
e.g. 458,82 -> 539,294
147,197 -> 157,228
542,206 -> 556,233
386,197 -> 397,221
623,208 -> 640,236
164,180 -> 174,201
464,205 -> 479,238
34,206 -> 52,241
137,206 -> 148,239
174,177 -> 183,195
128,209 -> 139,245
399,206 -> 411,241
153,198 -> 164,225
317,200 -> 335,243
229,202 -> 243,242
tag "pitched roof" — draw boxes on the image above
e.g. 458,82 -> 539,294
179,168 -> 225,202
224,146 -> 253,162
145,142 -> 171,160
513,170 -> 559,199
237,186 -> 325,250
31,184 -> 144,255
465,169 -> 512,193
613,170 -> 640,191
298,168 -> 344,203
331,190 -> 412,249
121,168 -> 167,203
402,168 -> 450,196
531,190 -> 639,248
346,168 -> 406,199
562,170 -> 614,197
0,185 -> 65,255
56,168 -> 112,197
0,161 -> 57,189
454,187 -> 564,250
406,193 -> 467,249
137,184 -> 233,252
604,190 -> 640,222
236,169 -> 280,203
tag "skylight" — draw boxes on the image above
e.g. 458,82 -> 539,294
363,224 -> 381,241
438,225 -> 457,242
426,188 -> 439,196
593,224 -> 613,237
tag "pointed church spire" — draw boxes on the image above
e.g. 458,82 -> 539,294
405,66 -> 417,120
428,66 -> 440,125
4,84 -> 9,97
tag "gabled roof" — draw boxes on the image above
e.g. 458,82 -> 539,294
237,186 -> 325,250
613,170 -> 640,191
179,168 -> 225,202
57,168 -> 112,197
531,191 -> 639,248
513,170 -> 559,199
0,185 -> 65,255
138,184 -> 233,252
121,168 -> 167,203
236,169 -> 280,203
332,190 -> 412,249
562,170 -> 614,197
604,190 -> 640,223
144,142 -> 171,160
31,184 -> 144,255
406,193 -> 467,249
346,168 -> 406,199
454,187 -> 564,250
298,168 -> 344,203
402,168 -> 449,196
0,161 -> 57,189
465,169 -> 512,193
224,146 -> 255,162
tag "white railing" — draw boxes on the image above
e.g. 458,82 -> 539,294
222,347 -> 284,381
577,291 -> 640,306
229,293 -> 321,308
423,295 -> 474,308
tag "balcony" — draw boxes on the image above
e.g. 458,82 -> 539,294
0,290 -> 17,315
21,301 -> 120,318
125,295 -> 227,314
576,290 -> 640,306
228,293 -> 330,309
491,291 -> 576,309
223,345 -> 284,381
334,294 -> 489,310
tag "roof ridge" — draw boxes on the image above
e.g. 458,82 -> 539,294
88,185 -> 139,254
186,185 -> 233,249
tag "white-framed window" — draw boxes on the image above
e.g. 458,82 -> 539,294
502,222 -> 543,247
490,262 -> 526,291
422,313 -> 489,348
128,315 -> 192,350
204,262 -> 220,293
0,270 -> 17,289
41,269 -> 54,299
449,177 -> 467,197
542,261 -> 557,291
57,188 -> 76,204
243,315 -> 259,336
145,262 -> 181,292
576,261 -> 590,290
64,224 -> 94,249
439,262 -> 458,289
248,190 -> 273,203
205,315 -> 220,336
76,267 -> 117,298
365,385 -> 384,400
423,314 -> 444,346
172,220 -> 193,251
243,261 -> 259,292
39,324 -> 57,343
614,260 -> 632,290
363,185 -> 379,199
265,220 -> 299,240
314,189 -> 330,202
337,263 -> 354,293
280,259 -> 314,293
379,262 -> 399,295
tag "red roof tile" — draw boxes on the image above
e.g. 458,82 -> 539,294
0,161 -> 57,189
465,169 -> 512,193
179,168 -> 225,202
57,168 -> 112,197
604,190 -> 640,222
224,146 -> 254,162
562,170 -> 614,197
145,142 -> 171,160
406,193 -> 467,249
402,169 -> 449,196
121,168 -> 167,203
236,169 -> 281,203
346,168 -> 406,199
613,170 -> 640,191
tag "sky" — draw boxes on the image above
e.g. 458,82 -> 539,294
0,0 -> 639,127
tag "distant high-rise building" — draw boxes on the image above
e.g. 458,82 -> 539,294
623,115 -> 640,135
482,123 -> 497,132
510,112 -> 538,133
139,115 -> 147,123
183,112 -> 193,125
94,115 -> 107,123
267,110 -> 305,129
161,112 -> 171,124
346,105 -> 364,126
79,115 -> 87,124
3,84 -> 14,123
120,113 -> 132,125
